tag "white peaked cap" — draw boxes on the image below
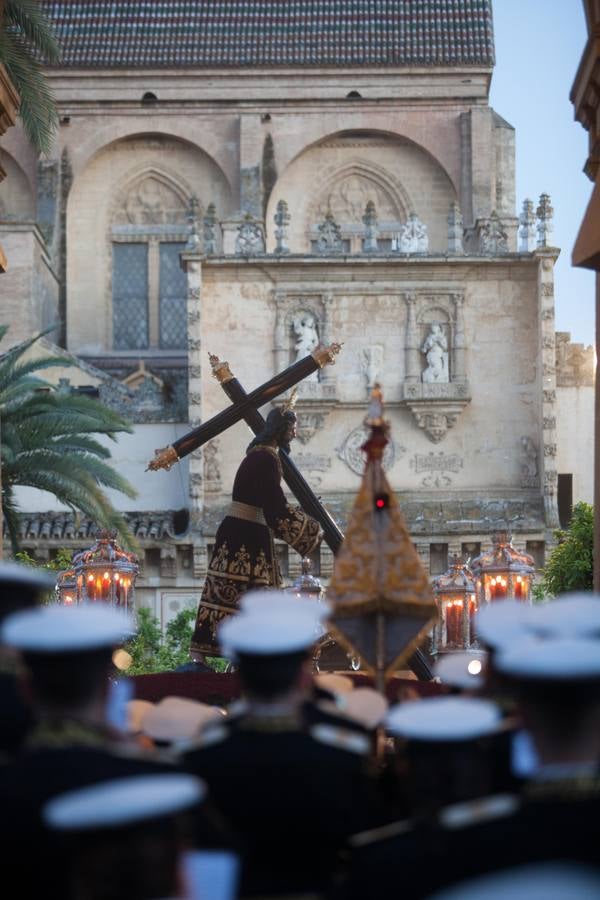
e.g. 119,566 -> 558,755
434,651 -> 487,690
495,636 -> 600,681
386,696 -> 501,741
141,696 -> 225,741
1,603 -> 136,652
529,593 -> 600,638
0,561 -> 56,592
475,600 -> 535,649
240,588 -> 331,620
44,774 -> 206,831
219,606 -> 321,656
428,863 -> 600,900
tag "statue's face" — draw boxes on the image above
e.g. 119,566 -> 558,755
280,418 -> 297,445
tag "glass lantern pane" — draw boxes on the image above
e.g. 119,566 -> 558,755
159,242 -> 187,349
112,243 -> 149,350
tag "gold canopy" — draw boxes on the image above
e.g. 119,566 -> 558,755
327,387 -> 438,680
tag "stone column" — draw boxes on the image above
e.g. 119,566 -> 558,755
536,248 -> 560,530
452,293 -> 467,383
180,252 -> 204,532
404,292 -> 421,383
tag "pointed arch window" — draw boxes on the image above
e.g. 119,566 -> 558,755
111,174 -> 191,352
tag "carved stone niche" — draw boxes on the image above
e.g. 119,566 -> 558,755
273,291 -> 337,402
401,292 -> 471,443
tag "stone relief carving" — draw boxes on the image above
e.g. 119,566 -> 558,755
160,546 -> 177,578
477,212 -> 508,254
115,175 -> 188,226
520,436 -> 539,487
337,425 -> 401,476
235,213 -> 265,254
410,452 -> 463,488
544,444 -> 557,457
421,324 -> 449,384
543,389 -> 556,403
541,308 -> 555,320
294,453 -> 331,472
393,213 -> 428,253
412,410 -> 460,443
361,345 -> 384,394
316,212 -> 344,254
541,283 -> 554,297
317,174 -> 398,224
295,412 -> 326,445
543,417 -> 557,431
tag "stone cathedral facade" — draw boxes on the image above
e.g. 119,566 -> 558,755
0,2 -> 593,627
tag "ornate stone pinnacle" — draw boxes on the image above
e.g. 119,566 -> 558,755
147,446 -> 179,472
208,352 -> 234,384
311,341 -> 343,368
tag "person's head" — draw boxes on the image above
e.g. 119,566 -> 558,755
1,604 -> 135,719
247,407 -> 297,454
219,596 -> 323,705
44,774 -> 206,900
495,637 -> 600,766
0,562 -> 56,628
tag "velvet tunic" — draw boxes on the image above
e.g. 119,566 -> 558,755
191,446 -> 322,656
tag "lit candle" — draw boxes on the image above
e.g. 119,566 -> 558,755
514,576 -> 523,600
468,595 -> 477,644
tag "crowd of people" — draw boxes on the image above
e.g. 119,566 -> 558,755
1,564 -> 600,899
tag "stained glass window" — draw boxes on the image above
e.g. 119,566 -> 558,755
112,243 -> 149,350
159,242 -> 187,349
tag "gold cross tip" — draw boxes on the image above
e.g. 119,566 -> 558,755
312,341 -> 343,368
147,446 -> 179,472
208,352 -> 235,384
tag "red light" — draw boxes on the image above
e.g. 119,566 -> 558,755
376,498 -> 385,509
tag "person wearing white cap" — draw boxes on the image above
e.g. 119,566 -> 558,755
0,562 -> 57,757
182,594 -> 384,897
341,696 -> 512,899
0,604 -> 204,899
43,774 -> 219,900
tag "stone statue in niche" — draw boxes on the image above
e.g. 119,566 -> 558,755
362,345 -> 384,393
393,213 -> 429,253
421,323 -> 449,383
520,436 -> 539,487
292,312 -> 320,381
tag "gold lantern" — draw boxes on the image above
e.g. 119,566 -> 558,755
470,532 -> 535,607
432,556 -> 478,653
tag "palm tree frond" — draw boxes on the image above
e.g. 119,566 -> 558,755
5,0 -> 62,63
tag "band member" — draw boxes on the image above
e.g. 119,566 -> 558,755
190,403 -> 322,662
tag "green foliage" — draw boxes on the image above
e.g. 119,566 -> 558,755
124,606 -> 230,675
0,327 -> 137,552
14,546 -> 72,572
0,0 -> 61,154
538,502 -> 594,599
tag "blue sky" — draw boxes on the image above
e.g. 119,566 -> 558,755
489,0 -> 594,345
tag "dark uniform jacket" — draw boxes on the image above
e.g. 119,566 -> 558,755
0,718 -> 211,899
343,770 -> 600,899
191,445 -> 322,655
182,713 -> 383,897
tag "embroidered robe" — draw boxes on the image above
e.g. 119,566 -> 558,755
191,446 -> 322,656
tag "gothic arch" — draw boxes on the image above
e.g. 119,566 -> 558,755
108,165 -> 192,228
304,159 -> 413,229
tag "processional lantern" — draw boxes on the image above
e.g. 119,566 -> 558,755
287,557 -> 325,602
432,556 -> 477,654
56,530 -> 139,612
470,532 -> 535,606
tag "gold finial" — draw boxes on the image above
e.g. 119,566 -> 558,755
283,388 -> 298,413
311,341 -> 343,369
147,446 -> 179,472
208,352 -> 235,384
